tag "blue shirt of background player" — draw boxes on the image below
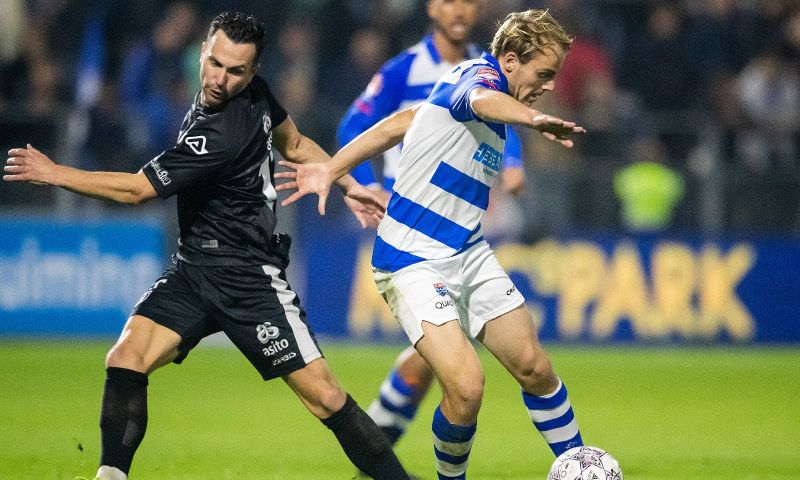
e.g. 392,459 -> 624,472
337,38 -> 523,189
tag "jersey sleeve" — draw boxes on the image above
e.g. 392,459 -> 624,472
337,53 -> 415,186
429,63 -> 503,123
141,117 -> 232,198
503,125 -> 523,168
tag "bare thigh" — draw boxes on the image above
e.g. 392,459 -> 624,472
105,315 -> 183,375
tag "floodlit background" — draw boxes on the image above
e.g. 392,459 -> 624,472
1,1 -> 799,479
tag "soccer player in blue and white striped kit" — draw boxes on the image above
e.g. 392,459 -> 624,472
336,0 -> 528,455
279,9 -> 585,479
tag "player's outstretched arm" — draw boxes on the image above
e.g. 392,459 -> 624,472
276,106 -> 417,210
469,88 -> 586,148
4,144 -> 157,204
272,116 -> 385,225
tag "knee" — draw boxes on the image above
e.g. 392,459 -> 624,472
310,384 -> 348,419
445,372 -> 485,413
106,342 -> 147,372
516,355 -> 555,392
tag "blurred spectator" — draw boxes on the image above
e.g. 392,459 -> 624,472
81,81 -> 138,173
740,0 -> 793,61
260,19 -> 320,90
549,3 -> 615,113
734,48 -> 800,174
614,140 -> 685,232
684,0 -> 749,98
783,7 -> 800,63
575,74 -> 650,160
275,69 -> 337,152
621,4 -> 693,111
119,1 -> 199,156
323,27 -> 390,109
0,0 -> 27,110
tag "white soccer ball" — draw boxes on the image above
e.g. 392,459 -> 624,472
547,446 -> 623,480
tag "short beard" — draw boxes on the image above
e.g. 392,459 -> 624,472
433,20 -> 469,47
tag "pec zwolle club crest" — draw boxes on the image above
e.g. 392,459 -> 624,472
433,283 -> 448,297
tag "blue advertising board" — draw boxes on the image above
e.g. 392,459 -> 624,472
0,219 -> 165,335
303,227 -> 800,343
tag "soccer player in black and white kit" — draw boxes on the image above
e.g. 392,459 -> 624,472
4,12 -> 410,480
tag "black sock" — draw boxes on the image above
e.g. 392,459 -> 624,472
380,426 -> 404,447
322,394 -> 409,480
99,367 -> 149,475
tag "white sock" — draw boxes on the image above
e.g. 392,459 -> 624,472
96,465 -> 128,480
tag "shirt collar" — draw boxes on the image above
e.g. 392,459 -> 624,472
423,34 -> 441,64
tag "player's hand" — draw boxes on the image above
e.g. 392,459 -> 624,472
343,183 -> 386,229
275,160 -> 335,215
502,166 -> 526,196
367,185 -> 392,207
531,113 -> 586,148
4,144 -> 60,185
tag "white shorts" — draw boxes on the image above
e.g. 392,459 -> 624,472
373,241 -> 525,345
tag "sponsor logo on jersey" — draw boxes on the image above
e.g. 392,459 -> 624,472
472,143 -> 502,176
185,135 -> 208,155
506,286 -> 516,295
256,322 -> 280,344
263,114 -> 274,154
149,159 -> 172,186
262,338 -> 290,356
435,299 -> 454,310
433,282 -> 448,297
476,67 -> 500,84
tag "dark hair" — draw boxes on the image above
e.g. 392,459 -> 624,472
208,11 -> 266,62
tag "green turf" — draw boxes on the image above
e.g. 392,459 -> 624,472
0,341 -> 797,479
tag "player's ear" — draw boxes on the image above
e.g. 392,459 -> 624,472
199,41 -> 207,63
502,51 -> 518,74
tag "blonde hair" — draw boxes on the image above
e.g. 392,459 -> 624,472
490,9 -> 573,63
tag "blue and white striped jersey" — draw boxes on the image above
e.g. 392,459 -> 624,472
337,35 -> 522,192
372,53 -> 510,272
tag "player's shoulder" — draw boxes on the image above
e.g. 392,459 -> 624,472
379,38 -> 431,80
451,54 -> 504,86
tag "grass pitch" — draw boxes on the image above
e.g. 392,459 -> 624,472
0,341 -> 797,479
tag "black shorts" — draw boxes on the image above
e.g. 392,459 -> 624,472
132,257 -> 322,380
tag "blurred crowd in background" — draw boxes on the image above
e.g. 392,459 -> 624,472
1,0 -> 799,237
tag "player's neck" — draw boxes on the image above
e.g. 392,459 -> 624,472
432,30 -> 467,64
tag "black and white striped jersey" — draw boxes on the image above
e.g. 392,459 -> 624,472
142,75 -> 288,267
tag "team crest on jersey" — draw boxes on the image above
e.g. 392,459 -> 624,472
185,135 -> 208,155
433,283 -> 448,297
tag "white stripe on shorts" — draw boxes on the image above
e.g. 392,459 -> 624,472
262,264 -> 321,364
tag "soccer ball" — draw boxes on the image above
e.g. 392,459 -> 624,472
547,446 -> 623,480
